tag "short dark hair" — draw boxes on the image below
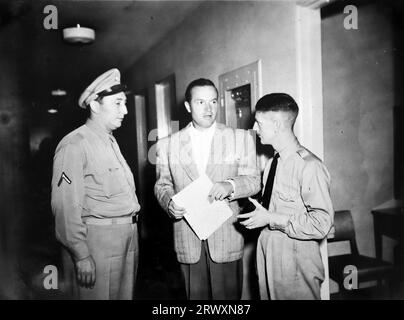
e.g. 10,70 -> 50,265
255,93 -> 299,118
185,78 -> 218,103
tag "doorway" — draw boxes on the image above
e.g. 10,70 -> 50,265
155,75 -> 176,140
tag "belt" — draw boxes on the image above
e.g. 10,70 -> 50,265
83,215 -> 138,226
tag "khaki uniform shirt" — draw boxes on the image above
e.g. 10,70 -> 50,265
263,137 -> 334,239
51,119 -> 140,260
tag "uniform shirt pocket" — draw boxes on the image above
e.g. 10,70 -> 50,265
103,167 -> 125,198
87,165 -> 125,198
277,182 -> 300,211
278,191 -> 297,203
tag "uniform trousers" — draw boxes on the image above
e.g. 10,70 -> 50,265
62,222 -> 138,300
180,240 -> 243,300
256,228 -> 324,300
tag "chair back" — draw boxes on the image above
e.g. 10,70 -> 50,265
328,210 -> 359,255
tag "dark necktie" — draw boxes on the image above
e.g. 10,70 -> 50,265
260,153 -> 280,210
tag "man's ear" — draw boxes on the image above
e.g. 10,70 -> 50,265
184,101 -> 191,113
274,118 -> 285,134
274,112 -> 287,131
273,118 -> 281,131
89,100 -> 100,114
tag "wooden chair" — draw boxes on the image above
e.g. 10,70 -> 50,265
327,210 -> 395,298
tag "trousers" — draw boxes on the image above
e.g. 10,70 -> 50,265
256,228 -> 324,300
62,223 -> 139,300
180,241 -> 243,300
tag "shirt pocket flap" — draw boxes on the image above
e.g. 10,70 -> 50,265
88,166 -> 124,198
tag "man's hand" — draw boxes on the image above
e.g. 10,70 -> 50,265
168,199 -> 186,220
208,181 -> 234,202
75,255 -> 96,288
237,197 -> 271,229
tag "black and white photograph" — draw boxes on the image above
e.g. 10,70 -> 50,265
0,0 -> 403,304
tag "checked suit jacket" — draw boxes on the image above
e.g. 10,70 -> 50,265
154,122 -> 260,264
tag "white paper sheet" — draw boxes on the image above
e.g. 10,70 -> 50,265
172,174 -> 233,240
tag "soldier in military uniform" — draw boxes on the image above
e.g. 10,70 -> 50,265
237,93 -> 334,300
51,68 -> 140,300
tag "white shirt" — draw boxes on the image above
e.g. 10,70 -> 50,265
188,122 -> 236,196
189,122 -> 216,176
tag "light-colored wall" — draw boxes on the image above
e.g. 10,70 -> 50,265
322,4 -> 395,261
125,1 -> 298,130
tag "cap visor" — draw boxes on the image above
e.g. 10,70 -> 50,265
97,84 -> 128,98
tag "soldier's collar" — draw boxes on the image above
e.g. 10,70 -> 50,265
276,136 -> 301,161
85,118 -> 113,145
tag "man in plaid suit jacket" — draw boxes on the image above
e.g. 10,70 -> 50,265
154,78 -> 260,299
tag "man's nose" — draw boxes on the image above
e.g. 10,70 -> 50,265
121,104 -> 128,115
252,122 -> 258,131
204,101 -> 213,112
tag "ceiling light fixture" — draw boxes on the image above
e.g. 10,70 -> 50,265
51,89 -> 67,96
47,108 -> 58,114
63,24 -> 95,44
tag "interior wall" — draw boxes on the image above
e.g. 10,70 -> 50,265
322,3 -> 394,260
0,19 -> 31,299
125,0 -> 298,131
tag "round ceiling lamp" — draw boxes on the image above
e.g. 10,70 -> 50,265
47,108 -> 58,114
51,89 -> 67,96
63,24 -> 95,44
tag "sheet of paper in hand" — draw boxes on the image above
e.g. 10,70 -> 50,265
171,174 -> 233,240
